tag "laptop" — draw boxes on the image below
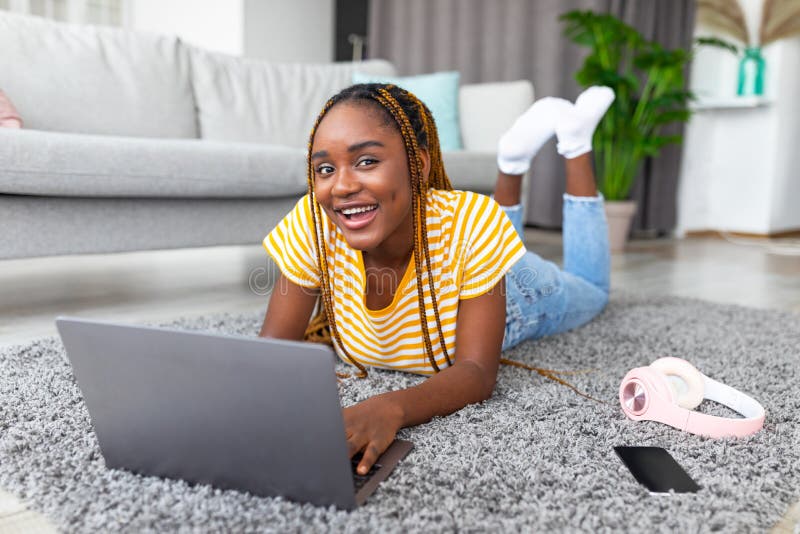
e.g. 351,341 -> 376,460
55,316 -> 413,510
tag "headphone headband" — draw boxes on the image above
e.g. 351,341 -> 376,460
619,358 -> 765,439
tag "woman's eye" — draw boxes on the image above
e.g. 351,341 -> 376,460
316,164 -> 334,175
357,158 -> 377,167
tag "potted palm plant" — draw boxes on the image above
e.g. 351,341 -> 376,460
560,10 -> 694,251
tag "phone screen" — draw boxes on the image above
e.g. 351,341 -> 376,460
614,446 -> 701,494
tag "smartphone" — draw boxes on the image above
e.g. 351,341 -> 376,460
614,446 -> 701,494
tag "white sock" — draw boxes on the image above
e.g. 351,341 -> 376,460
497,96 -> 572,175
555,86 -> 615,159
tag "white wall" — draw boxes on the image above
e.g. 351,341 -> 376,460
127,0 -> 335,63
243,0 -> 334,63
677,22 -> 800,235
128,0 -> 244,55
769,37 -> 800,232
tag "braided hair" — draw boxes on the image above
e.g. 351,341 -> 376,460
300,83 -> 606,404
303,83 -> 452,378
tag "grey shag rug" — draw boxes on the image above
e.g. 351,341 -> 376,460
1,293 -> 799,533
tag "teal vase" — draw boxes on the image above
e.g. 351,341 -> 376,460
737,46 -> 765,96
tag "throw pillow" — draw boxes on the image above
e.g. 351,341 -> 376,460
0,89 -> 22,128
351,70 -> 462,151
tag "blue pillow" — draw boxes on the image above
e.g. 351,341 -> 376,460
351,70 -> 462,151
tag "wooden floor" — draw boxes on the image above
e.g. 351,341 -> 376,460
2,231 -> 798,349
0,231 -> 798,531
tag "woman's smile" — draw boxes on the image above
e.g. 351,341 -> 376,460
334,203 -> 379,230
311,101 -> 428,257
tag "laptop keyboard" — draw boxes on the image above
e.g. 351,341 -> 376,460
351,454 -> 381,491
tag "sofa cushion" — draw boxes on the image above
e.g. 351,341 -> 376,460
0,11 -> 197,138
190,52 -> 396,148
459,81 -> 534,152
352,70 -> 463,151
0,128 -> 498,199
0,129 -> 306,199
441,150 -> 499,194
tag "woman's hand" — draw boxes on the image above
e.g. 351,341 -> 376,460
343,396 -> 404,475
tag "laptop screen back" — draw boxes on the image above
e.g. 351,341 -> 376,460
56,317 -> 357,509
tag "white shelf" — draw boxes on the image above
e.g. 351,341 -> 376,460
690,96 -> 772,111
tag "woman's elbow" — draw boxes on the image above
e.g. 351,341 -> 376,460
458,359 -> 498,403
476,367 -> 498,402
485,377 -> 500,401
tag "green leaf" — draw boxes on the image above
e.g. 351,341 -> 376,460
649,90 -> 692,108
694,36 -> 739,55
640,134 -> 683,156
561,8 -> 693,199
651,109 -> 692,126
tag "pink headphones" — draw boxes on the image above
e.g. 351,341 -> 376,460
619,357 -> 765,438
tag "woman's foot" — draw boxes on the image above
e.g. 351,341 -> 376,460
493,86 -> 615,204
555,86 -> 615,159
496,96 -> 571,176
558,88 -> 614,197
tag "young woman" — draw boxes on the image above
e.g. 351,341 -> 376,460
259,83 -> 614,475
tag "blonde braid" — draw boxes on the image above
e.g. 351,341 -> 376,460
409,97 -> 453,366
416,98 -> 452,190
375,88 -> 450,370
304,97 -> 368,378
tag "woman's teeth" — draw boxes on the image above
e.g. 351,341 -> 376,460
341,205 -> 377,218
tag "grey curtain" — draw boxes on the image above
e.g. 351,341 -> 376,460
368,0 -> 696,233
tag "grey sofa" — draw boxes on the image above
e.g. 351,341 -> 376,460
0,11 -> 534,259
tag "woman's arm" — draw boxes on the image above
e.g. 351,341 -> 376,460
388,277 -> 506,418
258,273 -> 319,340
346,278 -> 506,474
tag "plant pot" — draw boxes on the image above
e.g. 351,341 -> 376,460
604,200 -> 637,253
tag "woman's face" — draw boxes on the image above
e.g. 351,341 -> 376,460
311,101 -> 428,256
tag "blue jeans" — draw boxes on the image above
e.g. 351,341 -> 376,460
500,194 -> 610,350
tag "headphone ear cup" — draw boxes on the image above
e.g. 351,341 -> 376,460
619,366 -> 677,419
649,357 -> 705,410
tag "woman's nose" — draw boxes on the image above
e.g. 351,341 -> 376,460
331,168 -> 361,196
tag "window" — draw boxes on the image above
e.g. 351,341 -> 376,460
1,0 -> 124,26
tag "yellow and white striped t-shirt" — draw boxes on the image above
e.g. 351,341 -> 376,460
263,189 -> 525,375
